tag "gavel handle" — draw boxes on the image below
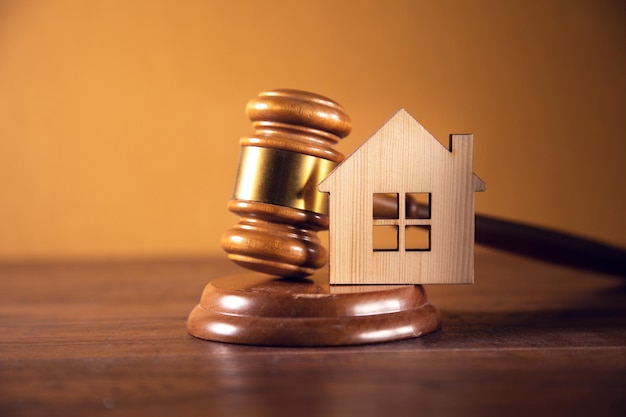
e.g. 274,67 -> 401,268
372,194 -> 626,278
473,214 -> 626,278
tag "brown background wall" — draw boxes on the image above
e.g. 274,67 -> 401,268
0,0 -> 624,261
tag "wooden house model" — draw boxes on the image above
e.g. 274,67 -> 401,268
319,109 -> 485,285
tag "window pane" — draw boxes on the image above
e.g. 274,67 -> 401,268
373,193 -> 399,219
373,225 -> 398,251
406,225 -> 430,251
406,193 -> 431,219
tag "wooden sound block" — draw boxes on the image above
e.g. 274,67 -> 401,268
187,272 -> 441,346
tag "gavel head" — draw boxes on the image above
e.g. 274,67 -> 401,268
221,89 -> 351,277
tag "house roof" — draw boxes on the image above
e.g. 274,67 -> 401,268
319,108 -> 485,193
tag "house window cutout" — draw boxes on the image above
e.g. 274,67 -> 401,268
373,193 -> 399,219
406,193 -> 431,219
372,192 -> 432,252
372,225 -> 399,251
406,225 -> 431,251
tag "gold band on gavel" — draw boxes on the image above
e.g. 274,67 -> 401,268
233,146 -> 337,215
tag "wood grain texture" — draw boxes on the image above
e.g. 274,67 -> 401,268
319,109 -> 485,284
1,248 -> 625,417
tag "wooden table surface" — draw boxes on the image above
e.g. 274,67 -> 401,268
1,247 -> 624,417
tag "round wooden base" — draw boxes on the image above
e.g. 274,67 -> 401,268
187,272 -> 441,346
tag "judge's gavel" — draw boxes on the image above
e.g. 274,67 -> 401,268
221,89 -> 350,277
222,89 -> 626,279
